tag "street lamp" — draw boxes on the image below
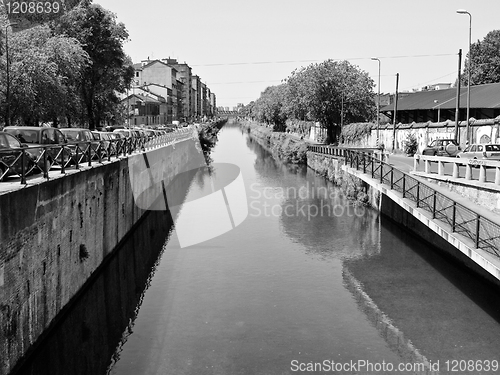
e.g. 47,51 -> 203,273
457,9 -> 472,143
371,57 -> 381,146
4,22 -> 17,127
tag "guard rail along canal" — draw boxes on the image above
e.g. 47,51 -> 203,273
308,144 -> 500,286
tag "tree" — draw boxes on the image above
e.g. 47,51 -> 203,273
462,30 -> 500,86
252,85 -> 288,130
0,24 -> 89,126
284,60 -> 375,143
52,0 -> 134,129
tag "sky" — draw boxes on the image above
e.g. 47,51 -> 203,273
95,0 -> 500,109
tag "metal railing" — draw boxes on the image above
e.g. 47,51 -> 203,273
308,146 -> 500,258
0,128 -> 194,184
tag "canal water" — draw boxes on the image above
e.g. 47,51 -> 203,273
13,122 -> 500,375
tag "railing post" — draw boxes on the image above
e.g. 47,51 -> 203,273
390,168 -> 394,189
21,149 -> 26,185
88,142 -> 92,167
479,165 -> 486,183
97,142 -> 102,163
496,166 -> 500,185
424,159 -> 430,174
43,149 -> 49,179
465,164 -> 472,180
363,153 -> 366,174
75,146 -> 80,169
402,175 -> 406,198
476,214 -> 481,249
452,162 -> 459,178
432,191 -> 437,219
60,145 -> 65,174
452,202 -> 456,232
416,182 -> 420,207
438,161 -> 444,176
380,161 -> 383,183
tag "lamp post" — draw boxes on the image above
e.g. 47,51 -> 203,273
433,100 -> 441,122
457,9 -> 472,143
4,22 -> 16,127
371,57 -> 381,147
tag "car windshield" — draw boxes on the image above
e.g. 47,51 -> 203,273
62,130 -> 85,141
4,129 -> 39,144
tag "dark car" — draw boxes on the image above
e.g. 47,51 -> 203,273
422,139 -> 461,157
3,126 -> 72,169
60,128 -> 102,161
0,133 -> 37,181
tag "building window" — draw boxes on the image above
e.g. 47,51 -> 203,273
135,72 -> 139,77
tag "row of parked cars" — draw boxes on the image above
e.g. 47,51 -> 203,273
0,126 -> 173,181
422,139 -> 500,160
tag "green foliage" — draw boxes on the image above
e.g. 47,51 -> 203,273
197,119 -> 227,163
403,132 -> 418,156
284,60 -> 375,143
285,119 -> 313,136
246,85 -> 288,130
340,123 -> 374,143
462,30 -> 500,86
4,25 -> 90,126
242,60 -> 376,144
52,1 -> 134,129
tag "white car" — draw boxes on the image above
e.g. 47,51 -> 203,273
457,144 -> 500,160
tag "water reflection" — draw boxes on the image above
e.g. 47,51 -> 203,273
343,209 -> 500,373
246,134 -> 380,260
10,210 -> 174,375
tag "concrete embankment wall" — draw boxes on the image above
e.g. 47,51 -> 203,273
307,151 -> 500,288
0,137 -> 200,375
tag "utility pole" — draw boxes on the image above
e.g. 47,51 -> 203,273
392,73 -> 399,152
455,49 -> 462,143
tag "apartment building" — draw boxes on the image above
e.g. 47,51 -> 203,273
126,58 -> 215,125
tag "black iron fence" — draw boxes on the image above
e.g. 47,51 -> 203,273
0,128 -> 193,184
308,145 -> 500,259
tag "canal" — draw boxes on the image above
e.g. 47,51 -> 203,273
12,122 -> 500,375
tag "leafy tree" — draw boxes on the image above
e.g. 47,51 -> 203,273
52,0 -> 134,129
252,85 -> 288,130
462,30 -> 500,86
284,60 -> 375,144
0,24 -> 89,126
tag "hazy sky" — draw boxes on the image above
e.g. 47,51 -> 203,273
95,0 -> 499,108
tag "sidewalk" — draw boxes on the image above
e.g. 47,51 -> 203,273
387,154 -> 500,226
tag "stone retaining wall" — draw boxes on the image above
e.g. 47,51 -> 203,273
0,137 -> 199,375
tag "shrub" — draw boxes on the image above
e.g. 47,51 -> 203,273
403,132 -> 418,156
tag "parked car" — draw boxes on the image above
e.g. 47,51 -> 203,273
456,144 -> 500,160
91,131 -> 113,156
3,126 -> 72,169
0,133 -> 37,181
422,139 -> 461,156
113,129 -> 133,138
60,128 -> 101,161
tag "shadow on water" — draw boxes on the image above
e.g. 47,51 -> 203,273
9,210 -> 175,375
344,215 -> 500,367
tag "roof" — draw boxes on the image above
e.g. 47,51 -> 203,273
380,82 -> 500,112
